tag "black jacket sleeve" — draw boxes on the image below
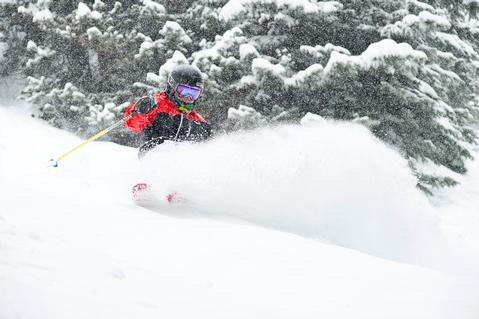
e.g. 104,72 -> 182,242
187,120 -> 212,141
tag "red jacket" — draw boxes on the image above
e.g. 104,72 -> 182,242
124,92 -> 206,133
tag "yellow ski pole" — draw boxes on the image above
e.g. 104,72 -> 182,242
48,114 -> 133,168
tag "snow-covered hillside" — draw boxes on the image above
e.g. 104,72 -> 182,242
1,95 -> 479,318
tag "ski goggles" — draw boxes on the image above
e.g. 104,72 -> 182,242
175,84 -> 202,101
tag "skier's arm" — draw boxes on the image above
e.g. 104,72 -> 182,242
124,96 -> 158,133
189,120 -> 212,141
125,96 -> 157,117
200,122 -> 212,140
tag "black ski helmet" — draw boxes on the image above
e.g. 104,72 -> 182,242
167,64 -> 204,98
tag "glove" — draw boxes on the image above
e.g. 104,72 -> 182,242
134,95 -> 157,115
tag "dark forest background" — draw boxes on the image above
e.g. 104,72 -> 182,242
1,0 -> 479,193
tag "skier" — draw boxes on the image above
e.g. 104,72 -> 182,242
124,64 -> 211,157
124,64 -> 211,204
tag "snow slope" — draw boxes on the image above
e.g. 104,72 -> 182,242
142,121 -> 439,265
0,97 -> 479,318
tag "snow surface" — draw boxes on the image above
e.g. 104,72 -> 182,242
407,0 -> 435,12
192,27 -> 245,67
399,12 -> 451,30
141,0 -> 166,14
32,9 -> 53,23
25,40 -> 55,69
76,2 -> 102,20
219,0 -> 342,21
435,32 -> 477,57
324,39 -> 427,74
160,21 -> 192,44
87,27 -> 102,40
1,84 -> 479,318
464,0 -> 479,6
239,43 -> 260,61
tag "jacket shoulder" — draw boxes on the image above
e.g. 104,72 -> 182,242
187,111 -> 207,123
155,92 -> 181,116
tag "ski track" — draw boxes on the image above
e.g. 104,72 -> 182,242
0,102 -> 479,319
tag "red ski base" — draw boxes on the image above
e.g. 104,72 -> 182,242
132,183 -> 179,205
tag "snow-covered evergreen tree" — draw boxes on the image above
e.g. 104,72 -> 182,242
0,0 -> 39,77
2,0 -> 479,192
19,0 -> 170,143
209,0 -> 479,192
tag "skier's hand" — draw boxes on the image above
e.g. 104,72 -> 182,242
135,96 -> 157,115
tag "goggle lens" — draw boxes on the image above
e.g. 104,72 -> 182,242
176,85 -> 202,101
